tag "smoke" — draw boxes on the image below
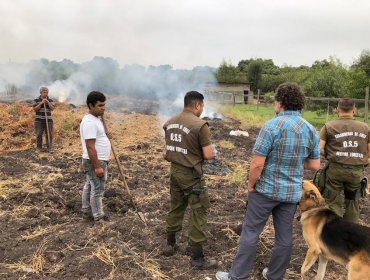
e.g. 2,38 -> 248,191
47,71 -> 92,104
0,57 -> 218,117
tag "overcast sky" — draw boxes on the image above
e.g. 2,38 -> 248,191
1,0 -> 369,69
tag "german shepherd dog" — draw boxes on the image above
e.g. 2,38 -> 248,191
299,180 -> 370,280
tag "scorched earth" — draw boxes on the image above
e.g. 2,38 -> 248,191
0,102 -> 369,280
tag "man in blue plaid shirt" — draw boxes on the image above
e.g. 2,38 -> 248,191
216,83 -> 320,280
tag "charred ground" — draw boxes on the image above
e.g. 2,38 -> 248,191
0,103 -> 369,280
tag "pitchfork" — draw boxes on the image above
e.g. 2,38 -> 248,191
44,103 -> 51,152
101,115 -> 147,225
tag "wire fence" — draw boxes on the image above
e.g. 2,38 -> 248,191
305,97 -> 368,122
205,87 -> 370,123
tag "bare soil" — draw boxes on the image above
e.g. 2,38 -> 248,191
0,107 -> 369,280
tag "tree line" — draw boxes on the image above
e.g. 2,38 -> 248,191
215,50 -> 370,99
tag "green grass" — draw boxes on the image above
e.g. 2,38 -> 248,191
60,120 -> 78,137
219,104 -> 275,128
228,165 -> 247,185
219,104 -> 367,129
301,110 -> 337,128
218,140 -> 236,149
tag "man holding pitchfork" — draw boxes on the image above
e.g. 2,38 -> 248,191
32,86 -> 54,151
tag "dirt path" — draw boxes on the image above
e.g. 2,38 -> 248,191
0,111 -> 369,279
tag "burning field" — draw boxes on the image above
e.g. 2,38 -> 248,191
0,101 -> 369,280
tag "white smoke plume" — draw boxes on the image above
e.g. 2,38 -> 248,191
0,57 -> 218,117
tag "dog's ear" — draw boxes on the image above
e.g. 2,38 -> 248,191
305,190 -> 319,203
304,190 -> 325,206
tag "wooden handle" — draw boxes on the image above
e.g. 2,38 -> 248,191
101,115 -> 136,209
44,103 -> 51,150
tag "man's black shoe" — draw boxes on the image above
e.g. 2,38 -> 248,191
191,257 -> 218,270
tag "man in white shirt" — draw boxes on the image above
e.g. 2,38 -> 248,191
80,91 -> 111,222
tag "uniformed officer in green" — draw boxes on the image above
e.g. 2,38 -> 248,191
320,98 -> 370,222
163,91 -> 218,269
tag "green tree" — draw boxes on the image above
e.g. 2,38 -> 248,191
259,74 -> 286,92
311,59 -> 332,69
259,65 -> 310,93
345,68 -> 369,99
304,58 -> 348,97
348,50 -> 370,99
352,49 -> 370,77
238,58 -> 279,75
247,61 -> 263,92
215,60 -> 245,83
238,58 -> 281,92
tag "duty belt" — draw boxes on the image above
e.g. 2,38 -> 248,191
328,161 -> 364,169
171,162 -> 194,172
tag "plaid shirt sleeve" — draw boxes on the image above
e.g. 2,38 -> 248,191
253,125 -> 274,156
309,130 -> 320,159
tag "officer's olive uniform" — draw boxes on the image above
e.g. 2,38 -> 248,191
163,109 -> 211,246
320,116 -> 370,222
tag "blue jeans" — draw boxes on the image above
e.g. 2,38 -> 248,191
34,120 -> 53,148
229,191 -> 297,280
81,159 -> 108,220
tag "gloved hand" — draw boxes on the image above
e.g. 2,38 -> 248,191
212,144 -> 218,159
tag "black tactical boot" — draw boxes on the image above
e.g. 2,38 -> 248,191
167,231 -> 176,245
162,232 -> 179,256
190,245 -> 218,270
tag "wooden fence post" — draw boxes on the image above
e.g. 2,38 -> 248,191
256,89 -> 260,112
326,99 -> 330,122
365,86 -> 369,123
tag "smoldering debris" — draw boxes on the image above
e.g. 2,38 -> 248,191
107,97 -> 160,115
203,159 -> 230,176
202,113 -> 224,121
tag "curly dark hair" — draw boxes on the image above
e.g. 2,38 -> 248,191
274,82 -> 305,111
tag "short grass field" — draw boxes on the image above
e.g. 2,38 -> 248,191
219,103 -> 369,130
